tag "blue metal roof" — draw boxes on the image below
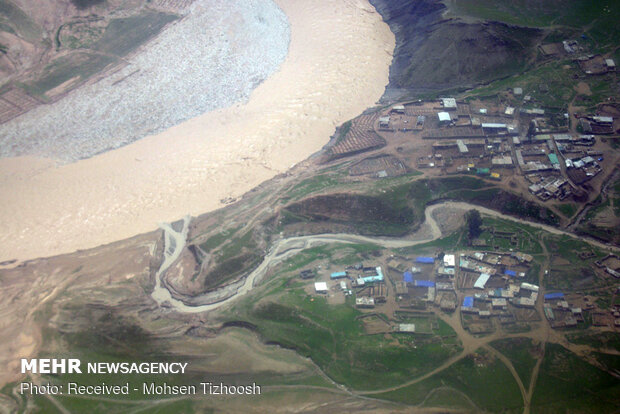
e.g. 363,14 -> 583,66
415,280 -> 435,288
416,257 -> 435,264
330,271 -> 347,279
544,292 -> 564,300
463,296 -> 474,308
505,270 -> 517,277
403,271 -> 413,283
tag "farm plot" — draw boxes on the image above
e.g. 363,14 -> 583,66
329,113 -> 386,159
0,87 -> 41,123
349,155 -> 407,177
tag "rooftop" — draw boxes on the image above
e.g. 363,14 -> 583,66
438,112 -> 451,122
474,273 -> 491,289
441,98 -> 457,108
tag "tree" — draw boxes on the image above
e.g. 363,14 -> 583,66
465,209 -> 482,240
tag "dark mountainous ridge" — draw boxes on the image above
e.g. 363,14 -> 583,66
369,0 -> 543,100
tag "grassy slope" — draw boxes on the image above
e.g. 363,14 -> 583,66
0,0 -> 43,42
240,284 -> 460,391
20,11 -> 177,98
531,344 -> 620,413
450,0 -> 619,31
458,0 -> 620,112
375,348 -> 523,412
93,12 -> 177,57
490,337 -> 539,386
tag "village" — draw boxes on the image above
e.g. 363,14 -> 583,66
332,93 -> 616,204
302,35 -> 620,339
301,246 -> 620,336
327,36 -> 619,213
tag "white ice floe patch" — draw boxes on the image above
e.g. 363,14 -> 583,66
0,0 -> 290,162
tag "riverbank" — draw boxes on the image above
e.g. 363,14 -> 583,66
0,0 -> 395,263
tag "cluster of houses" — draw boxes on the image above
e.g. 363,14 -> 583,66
406,95 -> 610,195
457,252 -> 539,317
310,265 -> 387,308
376,83 -> 615,207
542,292 -> 584,328
389,254 -> 458,311
391,250 -> 539,315
303,249 -> 616,332
579,116 -> 614,135
528,175 -> 572,201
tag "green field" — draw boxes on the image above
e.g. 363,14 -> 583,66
450,0 -> 620,33
282,173 -> 345,201
23,52 -> 117,97
93,12 -> 177,57
567,331 -> 620,350
478,217 -> 544,253
242,294 -> 460,390
217,243 -> 463,391
0,0 -> 43,42
490,338 -> 540,386
375,348 -> 523,412
531,344 -> 620,413
556,202 -> 578,219
466,60 -> 579,109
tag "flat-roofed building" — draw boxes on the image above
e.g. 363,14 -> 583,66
397,324 -> 416,333
514,297 -> 536,307
379,116 -> 390,128
457,139 -> 468,154
521,282 -> 539,292
355,297 -> 375,308
392,104 -> 405,113
606,58 -> 616,70
492,298 -> 508,308
441,98 -> 457,109
474,273 -> 491,289
492,155 -> 514,167
331,271 -> 347,279
438,112 -> 451,124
